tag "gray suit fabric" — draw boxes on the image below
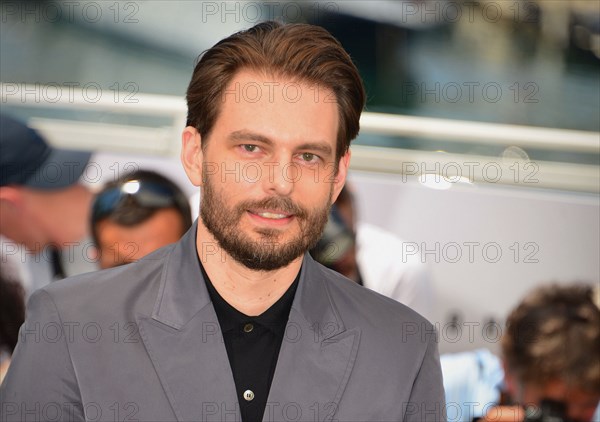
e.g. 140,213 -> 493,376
1,222 -> 445,421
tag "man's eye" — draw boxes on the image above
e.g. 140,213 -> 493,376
242,145 -> 258,152
301,152 -> 318,162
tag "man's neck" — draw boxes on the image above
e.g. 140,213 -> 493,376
196,223 -> 302,316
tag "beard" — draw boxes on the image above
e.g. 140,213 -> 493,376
200,174 -> 332,271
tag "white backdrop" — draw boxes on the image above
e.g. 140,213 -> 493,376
89,151 -> 600,354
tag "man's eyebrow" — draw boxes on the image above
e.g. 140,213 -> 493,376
228,130 -> 273,145
296,142 -> 333,157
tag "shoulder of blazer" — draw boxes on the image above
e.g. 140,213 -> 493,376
312,258 -> 435,334
39,243 -> 176,320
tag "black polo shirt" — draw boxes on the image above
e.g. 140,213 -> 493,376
199,260 -> 300,422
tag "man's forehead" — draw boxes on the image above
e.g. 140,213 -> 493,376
222,69 -> 336,105
210,70 -> 339,145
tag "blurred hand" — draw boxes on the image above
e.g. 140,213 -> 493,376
481,406 -> 525,422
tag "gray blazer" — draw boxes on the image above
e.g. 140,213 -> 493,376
1,223 -> 445,421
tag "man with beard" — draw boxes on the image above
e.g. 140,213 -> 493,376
1,22 -> 445,422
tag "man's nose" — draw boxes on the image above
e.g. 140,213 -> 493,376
262,159 -> 296,197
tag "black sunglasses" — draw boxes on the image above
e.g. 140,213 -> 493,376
92,179 -> 188,224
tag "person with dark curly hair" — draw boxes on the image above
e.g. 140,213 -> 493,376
482,283 -> 600,422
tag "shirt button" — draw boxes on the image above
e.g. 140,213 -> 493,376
243,389 -> 255,401
243,323 -> 254,333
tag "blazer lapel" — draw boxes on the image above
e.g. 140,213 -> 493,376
265,256 -> 361,422
137,224 -> 239,421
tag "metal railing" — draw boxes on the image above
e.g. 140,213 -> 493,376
2,83 -> 599,192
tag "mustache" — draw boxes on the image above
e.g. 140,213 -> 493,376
236,196 -> 308,219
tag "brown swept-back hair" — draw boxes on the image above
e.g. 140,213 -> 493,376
502,283 -> 600,393
186,21 -> 366,162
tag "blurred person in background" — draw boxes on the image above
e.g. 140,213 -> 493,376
479,283 -> 600,422
0,267 -> 25,383
311,185 -> 434,320
0,114 -> 94,296
91,169 -> 192,269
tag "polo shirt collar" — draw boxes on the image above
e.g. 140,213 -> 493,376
198,256 -> 300,335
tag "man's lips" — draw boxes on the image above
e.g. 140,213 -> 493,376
246,209 -> 295,225
247,209 -> 293,220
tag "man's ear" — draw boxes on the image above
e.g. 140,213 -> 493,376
0,186 -> 24,209
181,126 -> 204,187
331,149 -> 351,203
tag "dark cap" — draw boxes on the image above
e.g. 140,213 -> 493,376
0,114 -> 91,190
